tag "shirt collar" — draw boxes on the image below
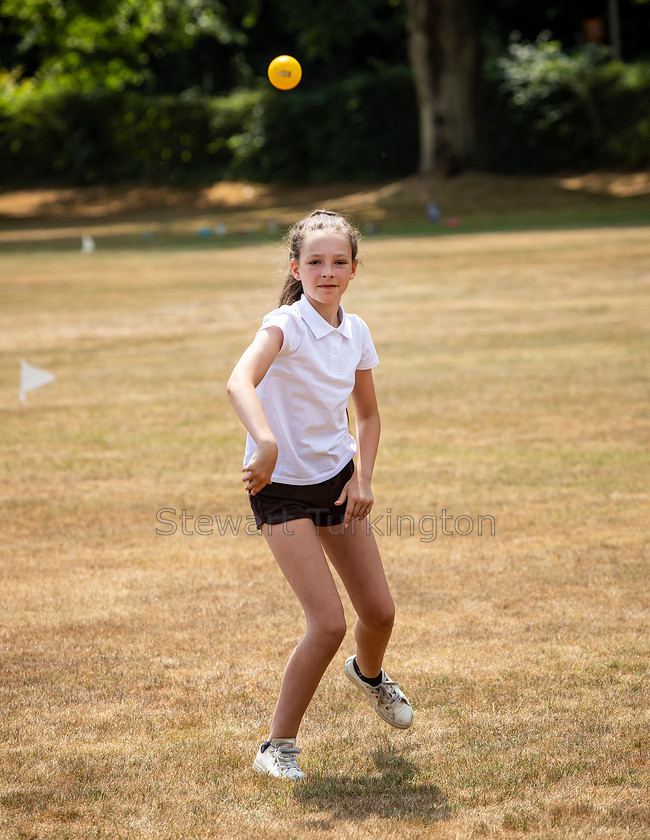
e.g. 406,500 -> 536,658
296,294 -> 352,340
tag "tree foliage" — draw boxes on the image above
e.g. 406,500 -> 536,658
0,0 -> 648,184
485,35 -> 650,171
0,0 -> 250,92
0,0 -> 409,93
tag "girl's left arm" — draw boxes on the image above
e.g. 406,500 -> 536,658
335,368 -> 381,527
352,368 -> 381,486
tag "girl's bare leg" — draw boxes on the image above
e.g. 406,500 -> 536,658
319,523 -> 395,678
262,518 -> 347,739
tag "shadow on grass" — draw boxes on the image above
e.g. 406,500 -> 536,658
293,745 -> 449,823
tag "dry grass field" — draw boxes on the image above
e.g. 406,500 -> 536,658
0,184 -> 649,839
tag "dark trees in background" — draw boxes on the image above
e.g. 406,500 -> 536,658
405,0 -> 483,176
0,0 -> 648,184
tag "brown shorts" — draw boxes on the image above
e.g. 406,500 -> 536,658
248,460 -> 355,530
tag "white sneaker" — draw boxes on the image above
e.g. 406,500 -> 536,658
253,738 -> 305,780
344,656 -> 414,729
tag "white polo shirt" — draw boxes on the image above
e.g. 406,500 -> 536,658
244,294 -> 379,485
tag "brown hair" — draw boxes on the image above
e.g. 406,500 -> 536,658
278,209 -> 361,307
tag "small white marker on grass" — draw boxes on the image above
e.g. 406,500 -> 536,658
19,359 -> 56,404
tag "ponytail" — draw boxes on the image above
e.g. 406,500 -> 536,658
278,271 -> 304,307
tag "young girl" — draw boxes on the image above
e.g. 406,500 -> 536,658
227,209 -> 413,780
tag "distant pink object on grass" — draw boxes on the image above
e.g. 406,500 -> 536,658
444,218 -> 460,228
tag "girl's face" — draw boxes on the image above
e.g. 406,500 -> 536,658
291,231 -> 357,312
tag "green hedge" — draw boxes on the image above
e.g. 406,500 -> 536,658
251,66 -> 419,183
0,77 -> 265,184
0,65 -> 418,185
1,47 -> 649,186
484,40 -> 650,173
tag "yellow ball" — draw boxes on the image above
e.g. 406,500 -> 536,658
268,55 -> 302,90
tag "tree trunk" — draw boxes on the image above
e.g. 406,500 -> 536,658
607,0 -> 622,59
406,0 -> 483,176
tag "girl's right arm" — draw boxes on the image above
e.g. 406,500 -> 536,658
226,326 -> 284,495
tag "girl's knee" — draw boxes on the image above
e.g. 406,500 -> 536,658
326,616 -> 348,649
360,597 -> 395,633
309,615 -> 347,652
378,601 -> 396,631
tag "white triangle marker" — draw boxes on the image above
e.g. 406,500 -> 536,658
20,359 -> 56,403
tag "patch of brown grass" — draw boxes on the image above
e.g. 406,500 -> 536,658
1,170 -> 649,244
1,224 -> 648,838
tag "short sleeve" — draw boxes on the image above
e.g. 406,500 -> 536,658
258,306 -> 304,355
357,318 -> 379,370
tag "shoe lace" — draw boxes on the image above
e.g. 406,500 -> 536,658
274,744 -> 302,773
376,678 -> 406,709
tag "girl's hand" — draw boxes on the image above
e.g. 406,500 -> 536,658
334,468 -> 374,529
243,439 -> 278,495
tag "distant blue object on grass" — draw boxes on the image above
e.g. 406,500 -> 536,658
427,202 -> 441,223
197,227 -> 213,238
